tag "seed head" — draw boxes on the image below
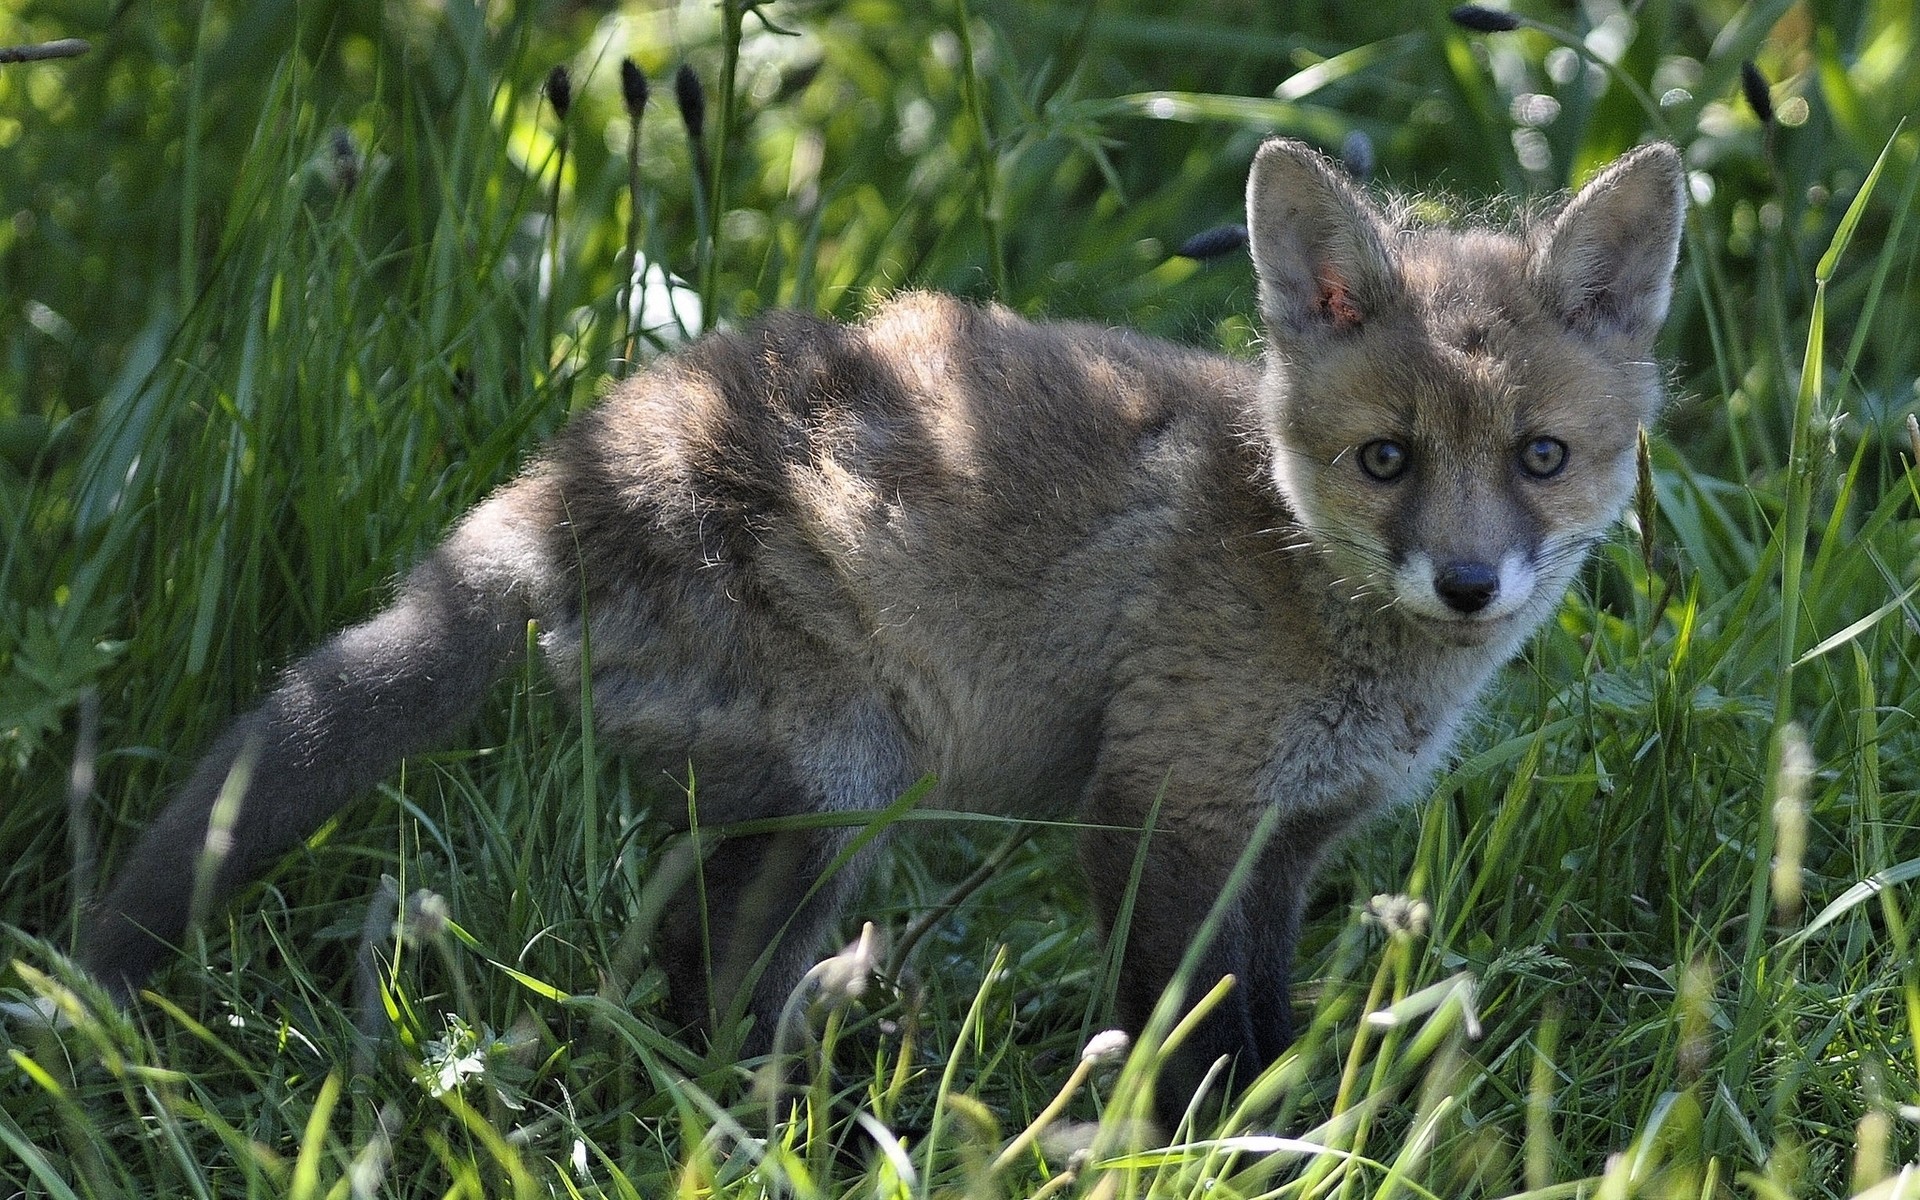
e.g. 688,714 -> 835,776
1740,60 -> 1774,125
1449,5 -> 1521,33
1771,723 -> 1812,923
675,62 -> 706,142
545,64 -> 572,122
1175,224 -> 1248,260
326,126 -> 362,194
1635,427 -> 1656,573
620,58 -> 649,121
1340,129 -> 1375,182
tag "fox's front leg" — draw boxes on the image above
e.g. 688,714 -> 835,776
1242,829 -> 1333,1066
1081,792 -> 1316,1123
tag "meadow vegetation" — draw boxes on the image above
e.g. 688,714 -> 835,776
2,0 -> 1918,1195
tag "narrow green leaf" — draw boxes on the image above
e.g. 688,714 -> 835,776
289,1072 -> 343,1200
1794,575 -> 1920,667
1817,122 -> 1904,281
1785,857 -> 1920,948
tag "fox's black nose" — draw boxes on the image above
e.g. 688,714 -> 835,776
1434,561 -> 1499,614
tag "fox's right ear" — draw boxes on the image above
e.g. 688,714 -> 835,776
1246,138 -> 1395,338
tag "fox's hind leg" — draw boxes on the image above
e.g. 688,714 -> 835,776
633,701 -> 915,1056
658,824 -> 872,1051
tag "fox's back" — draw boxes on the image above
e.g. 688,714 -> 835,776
520,293 -> 1267,811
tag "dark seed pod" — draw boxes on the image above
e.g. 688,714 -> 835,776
1740,60 -> 1774,125
1340,130 -> 1375,182
545,64 -> 572,122
774,59 -> 823,104
1449,5 -> 1521,33
1175,224 -> 1249,260
621,58 -> 650,120
675,63 -> 706,141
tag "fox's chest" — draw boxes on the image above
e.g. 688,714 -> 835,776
1253,649 -> 1496,820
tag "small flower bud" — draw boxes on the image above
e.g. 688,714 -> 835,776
1364,893 -> 1432,937
1449,5 -> 1521,33
814,922 -> 882,1004
545,64 -> 572,122
675,63 -> 706,142
407,888 -> 451,940
620,58 -> 650,121
1080,1028 -> 1131,1066
1740,61 -> 1774,125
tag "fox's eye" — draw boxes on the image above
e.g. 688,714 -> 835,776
1519,437 -> 1569,478
1358,439 -> 1409,481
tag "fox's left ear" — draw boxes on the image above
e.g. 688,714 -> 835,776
1533,143 -> 1686,347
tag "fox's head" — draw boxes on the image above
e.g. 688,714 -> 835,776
1246,138 -> 1684,646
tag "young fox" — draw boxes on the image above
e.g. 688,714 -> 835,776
81,138 -> 1684,1113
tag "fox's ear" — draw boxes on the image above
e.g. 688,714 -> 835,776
1533,143 -> 1686,347
1246,138 -> 1395,337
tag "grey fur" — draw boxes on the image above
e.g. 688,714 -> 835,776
80,139 -> 1685,1120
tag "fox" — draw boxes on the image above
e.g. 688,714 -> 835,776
78,137 -> 1685,1119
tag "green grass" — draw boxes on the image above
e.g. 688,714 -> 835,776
4,0 -> 1919,1196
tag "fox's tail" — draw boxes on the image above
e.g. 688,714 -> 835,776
79,488 -> 541,1001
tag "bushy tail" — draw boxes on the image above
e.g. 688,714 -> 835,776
80,505 -> 536,1001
